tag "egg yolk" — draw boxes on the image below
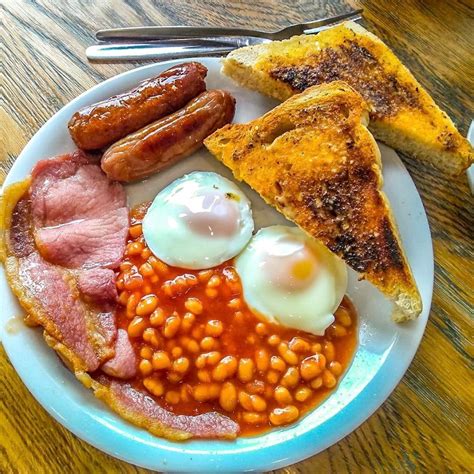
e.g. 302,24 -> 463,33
264,239 -> 319,290
179,190 -> 239,238
291,259 -> 314,281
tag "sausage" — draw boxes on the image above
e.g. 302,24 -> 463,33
101,90 -> 236,182
68,62 -> 207,150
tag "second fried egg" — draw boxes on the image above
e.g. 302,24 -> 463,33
235,225 -> 347,335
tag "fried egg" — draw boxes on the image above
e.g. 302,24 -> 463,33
235,225 -> 347,335
143,171 -> 254,269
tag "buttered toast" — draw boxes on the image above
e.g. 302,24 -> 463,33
222,21 -> 473,175
205,82 -> 422,321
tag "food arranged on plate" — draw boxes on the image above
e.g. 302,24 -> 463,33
0,20 -> 467,442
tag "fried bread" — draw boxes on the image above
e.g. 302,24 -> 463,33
205,81 -> 422,321
222,21 -> 473,175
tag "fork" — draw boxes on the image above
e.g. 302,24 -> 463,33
87,9 -> 362,61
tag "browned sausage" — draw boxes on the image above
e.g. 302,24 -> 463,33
101,90 -> 235,182
68,62 -> 207,150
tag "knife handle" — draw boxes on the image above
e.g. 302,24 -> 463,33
86,42 -> 239,61
86,36 -> 266,61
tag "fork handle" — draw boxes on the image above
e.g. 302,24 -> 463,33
96,26 -> 272,41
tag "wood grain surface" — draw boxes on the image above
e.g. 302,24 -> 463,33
1,0 -> 473,472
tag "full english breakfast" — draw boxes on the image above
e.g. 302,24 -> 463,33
1,20 -> 469,441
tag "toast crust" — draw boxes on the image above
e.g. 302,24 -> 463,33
205,82 -> 422,321
222,21 -> 473,175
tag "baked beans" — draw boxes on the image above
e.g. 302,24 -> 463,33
113,203 -> 357,436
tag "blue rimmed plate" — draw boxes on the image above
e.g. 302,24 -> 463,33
0,57 -> 433,472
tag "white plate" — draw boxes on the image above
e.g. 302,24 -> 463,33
0,58 -> 433,472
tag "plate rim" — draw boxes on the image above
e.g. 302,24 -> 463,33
0,57 -> 434,472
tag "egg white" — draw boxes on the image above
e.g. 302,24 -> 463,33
143,171 -> 254,269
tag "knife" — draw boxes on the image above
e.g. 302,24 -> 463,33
86,10 -> 362,62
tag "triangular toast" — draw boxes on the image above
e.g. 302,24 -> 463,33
205,81 -> 422,321
222,21 -> 472,175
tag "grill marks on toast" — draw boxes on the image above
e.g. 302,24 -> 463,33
270,40 -> 420,120
299,165 -> 404,275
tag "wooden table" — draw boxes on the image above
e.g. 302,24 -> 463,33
1,1 -> 472,472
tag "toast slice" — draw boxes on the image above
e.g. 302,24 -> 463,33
222,21 -> 473,175
205,81 -> 422,321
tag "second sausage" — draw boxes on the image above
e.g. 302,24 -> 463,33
101,90 -> 236,182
